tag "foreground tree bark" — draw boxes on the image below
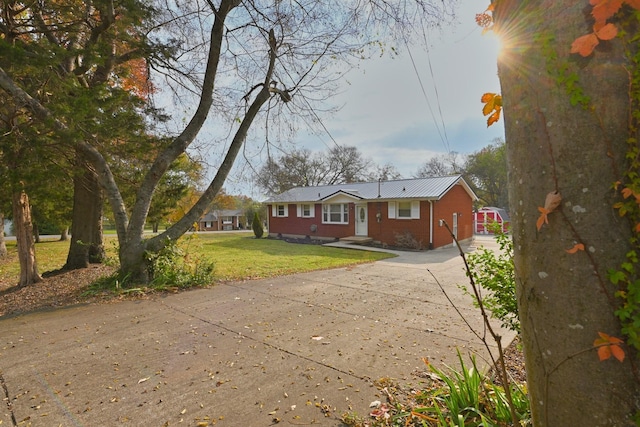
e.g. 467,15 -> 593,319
12,191 -> 41,286
495,0 -> 640,424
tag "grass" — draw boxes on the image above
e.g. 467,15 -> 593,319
343,351 -> 531,427
0,232 -> 394,284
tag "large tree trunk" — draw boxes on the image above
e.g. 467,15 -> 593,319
33,222 -> 40,243
0,212 -> 7,258
496,0 -> 640,425
12,191 -> 42,286
64,156 -> 105,270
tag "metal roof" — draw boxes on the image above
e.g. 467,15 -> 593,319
201,209 -> 245,221
266,175 -> 477,203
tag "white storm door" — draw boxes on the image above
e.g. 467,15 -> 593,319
355,204 -> 368,236
452,212 -> 459,239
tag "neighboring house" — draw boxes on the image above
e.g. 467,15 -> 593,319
266,175 -> 477,249
198,209 -> 246,231
474,206 -> 510,234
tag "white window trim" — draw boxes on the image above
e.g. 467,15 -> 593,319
272,204 -> 289,217
322,203 -> 349,224
297,203 -> 315,218
389,200 -> 420,219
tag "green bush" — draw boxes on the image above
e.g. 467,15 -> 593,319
252,212 -> 264,238
464,221 -> 519,333
145,236 -> 215,290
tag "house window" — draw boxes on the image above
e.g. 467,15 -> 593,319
388,201 -> 420,219
323,203 -> 349,224
298,204 -> 314,218
274,204 -> 288,217
222,216 -> 233,224
398,201 -> 412,218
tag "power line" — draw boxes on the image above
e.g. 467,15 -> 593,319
404,37 -> 451,155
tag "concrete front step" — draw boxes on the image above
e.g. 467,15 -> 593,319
339,235 -> 374,244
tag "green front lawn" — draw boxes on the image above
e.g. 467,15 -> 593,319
0,232 -> 394,284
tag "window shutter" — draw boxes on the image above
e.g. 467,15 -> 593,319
388,201 -> 396,219
309,205 -> 315,218
411,201 -> 420,219
271,204 -> 276,217
283,205 -> 289,217
297,204 -> 302,217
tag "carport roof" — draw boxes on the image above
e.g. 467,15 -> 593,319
266,175 -> 477,203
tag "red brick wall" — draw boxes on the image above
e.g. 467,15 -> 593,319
268,203 -> 355,239
432,184 -> 474,248
367,201 -> 432,249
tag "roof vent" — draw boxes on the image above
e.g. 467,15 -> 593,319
402,187 -> 406,191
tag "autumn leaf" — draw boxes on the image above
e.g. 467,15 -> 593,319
536,191 -> 562,231
481,92 -> 495,103
571,33 -> 599,57
590,0 -> 623,23
594,332 -> 625,362
475,12 -> 493,29
565,243 -> 585,254
487,110 -> 501,127
481,93 -> 502,127
544,191 -> 562,212
625,0 -> 640,9
594,22 -> 618,40
536,207 -> 550,231
482,98 -> 495,116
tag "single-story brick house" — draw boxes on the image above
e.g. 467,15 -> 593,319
266,175 -> 477,249
198,209 -> 246,231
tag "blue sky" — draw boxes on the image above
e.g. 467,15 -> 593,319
224,1 -> 505,198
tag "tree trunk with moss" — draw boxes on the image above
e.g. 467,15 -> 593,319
495,0 -> 640,424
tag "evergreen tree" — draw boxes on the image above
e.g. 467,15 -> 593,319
252,213 -> 264,239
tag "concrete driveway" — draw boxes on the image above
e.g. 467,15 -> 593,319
0,236 -> 513,426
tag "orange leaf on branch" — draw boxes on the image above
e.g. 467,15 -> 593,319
594,332 -> 625,362
571,33 -> 599,57
594,22 -> 618,40
487,110 -> 501,127
590,0 -> 623,23
536,191 -> 562,231
481,93 -> 502,127
625,0 -> 640,9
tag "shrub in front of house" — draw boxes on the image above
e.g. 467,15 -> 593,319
393,231 -> 423,250
252,212 -> 264,238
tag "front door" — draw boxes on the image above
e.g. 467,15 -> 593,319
355,204 -> 368,236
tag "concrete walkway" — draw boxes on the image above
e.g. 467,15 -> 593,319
0,236 -> 513,426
